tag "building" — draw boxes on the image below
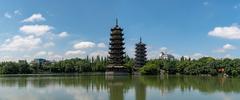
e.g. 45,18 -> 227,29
134,38 -> 147,70
106,19 -> 128,74
160,52 -> 175,60
30,58 -> 50,67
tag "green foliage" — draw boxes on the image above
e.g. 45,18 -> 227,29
0,62 -> 19,74
0,56 -> 108,74
18,60 -> 32,74
124,55 -> 134,72
163,60 -> 177,74
140,62 -> 158,75
1,56 -> 240,77
138,57 -> 240,76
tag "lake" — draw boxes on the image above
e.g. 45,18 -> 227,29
0,75 -> 239,100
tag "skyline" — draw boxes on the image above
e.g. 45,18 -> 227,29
1,0 -> 240,61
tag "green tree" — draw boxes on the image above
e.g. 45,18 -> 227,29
140,63 -> 158,75
18,60 -> 32,74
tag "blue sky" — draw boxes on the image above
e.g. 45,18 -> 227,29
1,0 -> 240,61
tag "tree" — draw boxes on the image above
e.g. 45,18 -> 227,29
1,62 -> 19,74
18,60 -> 32,74
140,63 -> 158,75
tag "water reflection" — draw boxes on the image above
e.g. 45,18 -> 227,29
0,75 -> 239,100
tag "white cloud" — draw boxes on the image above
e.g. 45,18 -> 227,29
73,41 -> 95,49
65,50 -> 86,56
178,52 -> 209,59
224,54 -> 232,58
90,50 -> 108,57
19,25 -> 53,36
215,44 -> 236,53
181,53 -> 208,60
22,13 -> 45,22
97,43 -> 106,48
4,12 -> 12,19
223,44 -> 236,50
43,42 -> 55,48
3,10 -> 21,19
192,53 -> 203,57
0,35 -> 42,51
208,25 -> 240,39
66,88 -> 98,100
35,51 -> 47,56
190,53 -> 207,59
14,10 -> 21,15
34,51 -> 62,60
35,51 -> 54,57
160,47 -> 168,52
59,32 -> 69,38
47,52 -> 54,56
49,54 -> 62,60
0,12 -> 73,61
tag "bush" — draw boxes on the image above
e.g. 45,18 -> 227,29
140,63 -> 158,75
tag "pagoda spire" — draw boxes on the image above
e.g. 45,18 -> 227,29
140,37 -> 142,43
116,18 -> 119,27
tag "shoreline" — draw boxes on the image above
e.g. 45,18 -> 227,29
0,73 -> 232,78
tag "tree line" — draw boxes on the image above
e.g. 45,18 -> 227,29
140,57 -> 240,76
0,56 -> 240,76
0,56 -> 108,74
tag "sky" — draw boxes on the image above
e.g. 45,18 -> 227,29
1,0 -> 240,61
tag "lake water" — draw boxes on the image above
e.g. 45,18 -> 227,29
0,75 -> 239,100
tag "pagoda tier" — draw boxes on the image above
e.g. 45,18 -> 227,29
109,51 -> 125,55
109,42 -> 125,45
110,33 -> 124,36
135,50 -> 147,53
134,38 -> 147,69
109,47 -> 125,50
107,19 -> 127,73
110,38 -> 124,40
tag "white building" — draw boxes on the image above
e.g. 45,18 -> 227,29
160,52 -> 175,60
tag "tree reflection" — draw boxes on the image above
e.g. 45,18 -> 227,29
0,75 -> 240,100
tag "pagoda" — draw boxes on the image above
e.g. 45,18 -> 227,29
134,38 -> 147,70
106,19 -> 128,74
